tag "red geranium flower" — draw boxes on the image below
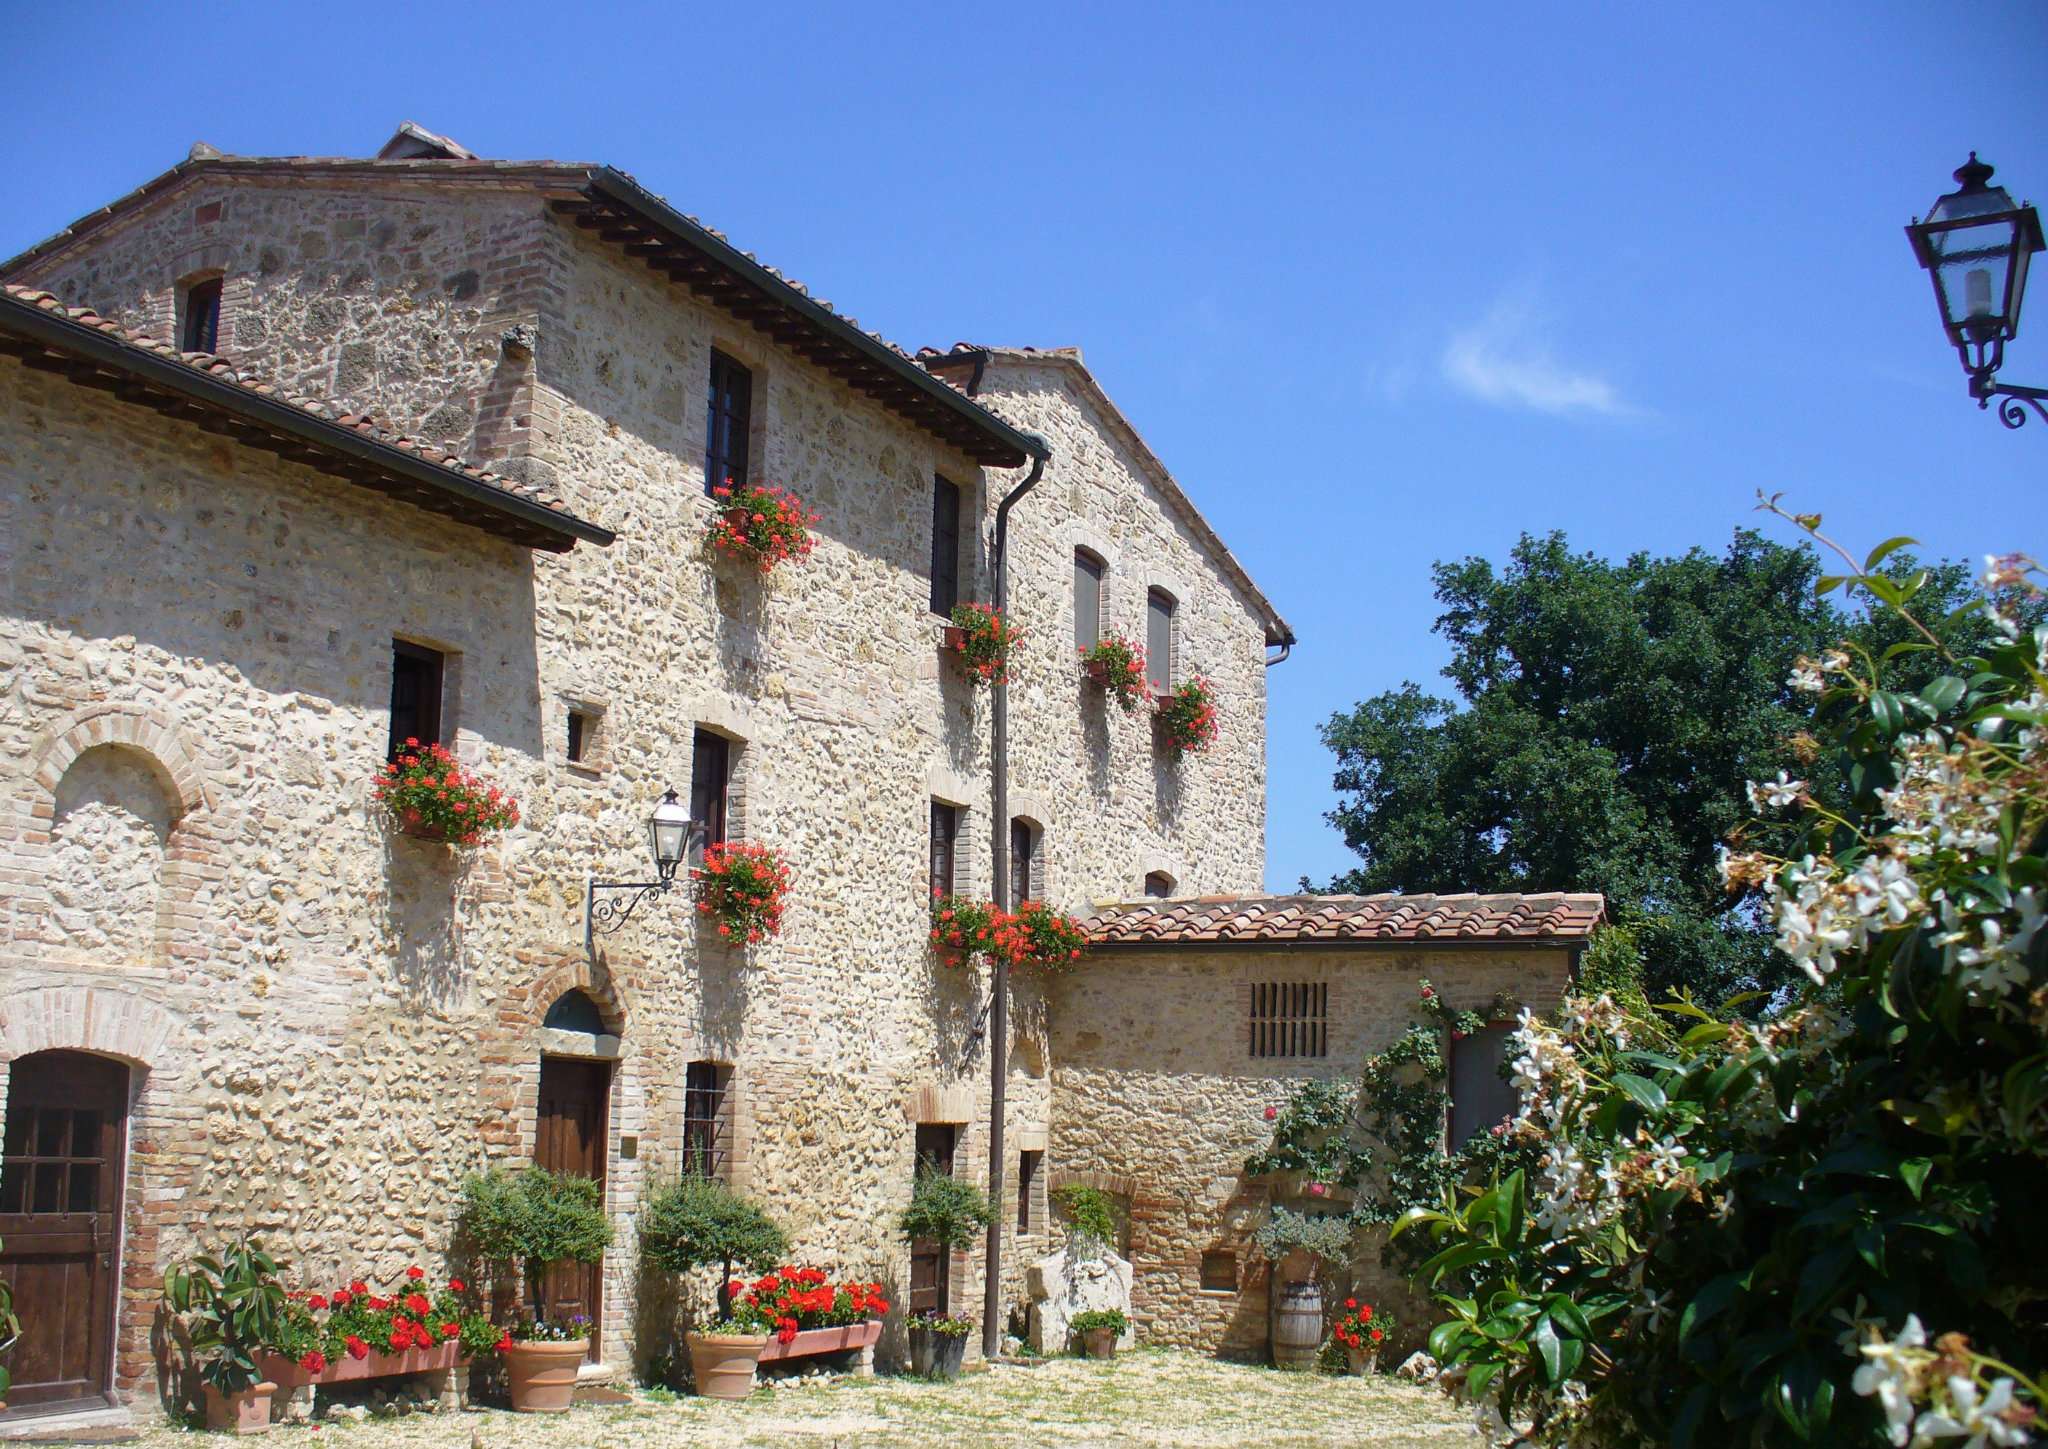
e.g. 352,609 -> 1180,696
300,1350 -> 327,1374
447,1279 -> 465,1294
345,1335 -> 369,1361
406,1265 -> 424,1280
495,1331 -> 513,1353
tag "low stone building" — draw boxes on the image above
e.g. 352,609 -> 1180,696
0,120 -> 1592,1430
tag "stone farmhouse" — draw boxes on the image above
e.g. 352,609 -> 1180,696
0,122 -> 1597,1426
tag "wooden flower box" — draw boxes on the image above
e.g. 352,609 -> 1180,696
256,1341 -> 463,1388
755,1320 -> 883,1363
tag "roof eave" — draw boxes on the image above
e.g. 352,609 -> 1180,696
0,290 -> 613,552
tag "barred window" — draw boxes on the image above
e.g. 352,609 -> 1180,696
1249,982 -> 1328,1059
682,1060 -> 730,1180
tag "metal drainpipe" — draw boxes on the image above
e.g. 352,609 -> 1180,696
983,432 -> 1049,1362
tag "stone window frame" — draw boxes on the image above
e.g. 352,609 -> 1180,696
924,763 -> 985,901
686,695 -> 761,847
1067,527 -> 1119,654
389,630 -> 464,755
1007,789 -> 1051,909
699,332 -> 772,498
1196,1248 -> 1239,1295
559,694 -> 610,776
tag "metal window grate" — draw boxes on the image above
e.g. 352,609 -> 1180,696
1249,981 -> 1328,1059
682,1061 -> 730,1180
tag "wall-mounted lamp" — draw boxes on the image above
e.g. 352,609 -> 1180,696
585,787 -> 695,952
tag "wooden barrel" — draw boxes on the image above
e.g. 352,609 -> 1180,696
1272,1279 -> 1324,1370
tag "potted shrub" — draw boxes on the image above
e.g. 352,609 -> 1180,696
460,1165 -> 613,1412
374,740 -> 519,846
1331,1297 -> 1394,1375
706,480 -> 819,575
943,602 -> 1022,686
1254,1206 -> 1356,1371
693,841 -> 791,948
1155,675 -> 1220,759
906,1310 -> 973,1379
638,1176 -> 789,1400
162,1238 -> 289,1434
1078,635 -> 1150,712
1070,1308 -> 1128,1360
897,1170 -> 994,1272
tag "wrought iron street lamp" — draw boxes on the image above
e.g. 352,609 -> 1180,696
585,787 -> 696,951
1907,153 -> 2047,429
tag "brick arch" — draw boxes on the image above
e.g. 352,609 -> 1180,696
0,985 -> 184,1069
29,703 -> 210,819
476,951 -> 631,1154
516,953 -> 629,1038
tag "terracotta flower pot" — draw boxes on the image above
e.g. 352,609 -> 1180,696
202,1381 -> 277,1435
687,1330 -> 768,1400
941,626 -> 968,653
1082,1326 -> 1117,1360
502,1337 -> 586,1413
1345,1345 -> 1378,1377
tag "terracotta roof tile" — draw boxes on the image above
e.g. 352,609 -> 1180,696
1080,892 -> 1605,947
0,286 -> 607,542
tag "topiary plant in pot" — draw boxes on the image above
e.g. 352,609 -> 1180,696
459,1165 -> 613,1412
161,1237 -> 288,1433
639,1175 -> 789,1400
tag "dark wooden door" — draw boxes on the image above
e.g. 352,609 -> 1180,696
908,1125 -> 958,1317
533,1056 -> 609,1359
0,1051 -> 128,1417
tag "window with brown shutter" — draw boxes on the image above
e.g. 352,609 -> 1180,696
930,477 -> 961,616
690,728 -> 730,860
1448,1022 -> 1519,1149
1146,588 -> 1175,693
388,640 -> 444,758
705,351 -> 752,495
1249,982 -> 1329,1059
1074,550 -> 1104,649
929,801 -> 959,898
909,1124 -> 958,1315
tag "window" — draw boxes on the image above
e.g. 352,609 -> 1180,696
1074,549 -> 1104,649
1146,588 -> 1175,693
1009,818 -> 1037,912
180,276 -> 222,354
1017,1149 -> 1041,1233
909,1124 -> 959,1314
1199,1251 -> 1238,1293
930,800 -> 960,899
690,728 -> 730,859
566,708 -> 599,765
388,640 -> 445,758
1448,1022 -> 1519,1148
704,350 -> 752,495
682,1061 -> 731,1180
1143,871 -> 1175,899
930,476 -> 962,616
1249,981 -> 1329,1060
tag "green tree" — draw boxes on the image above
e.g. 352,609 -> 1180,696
1318,530 -> 2019,1002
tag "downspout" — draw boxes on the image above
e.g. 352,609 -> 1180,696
1265,641 -> 1292,667
984,430 -> 1051,1363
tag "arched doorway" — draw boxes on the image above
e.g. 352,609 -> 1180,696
0,1051 -> 129,1417
534,990 -> 611,1360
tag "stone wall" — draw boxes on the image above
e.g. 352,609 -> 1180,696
1044,945 -> 1573,1359
1,161 -> 1284,1412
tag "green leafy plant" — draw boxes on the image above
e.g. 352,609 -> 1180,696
1156,675 -> 1220,759
899,1170 -> 993,1253
692,841 -> 790,946
639,1175 -> 788,1321
373,740 -> 519,845
1069,1308 -> 1129,1340
1395,512 -> 2048,1446
460,1165 -> 612,1329
1252,1207 -> 1355,1277
929,891 -> 1003,968
707,479 -> 819,574
0,1241 -> 17,1401
161,1238 -> 289,1394
1006,900 -> 1088,972
1052,1184 -> 1120,1259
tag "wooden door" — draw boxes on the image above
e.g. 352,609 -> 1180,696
0,1051 -> 128,1417
908,1125 -> 957,1317
533,1056 -> 609,1359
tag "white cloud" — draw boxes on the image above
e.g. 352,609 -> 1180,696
1439,295 -> 1632,419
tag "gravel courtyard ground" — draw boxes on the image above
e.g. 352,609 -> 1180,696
125,1349 -> 1471,1447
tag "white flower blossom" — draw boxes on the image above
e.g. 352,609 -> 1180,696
1854,1315 -> 1928,1447
1748,772 -> 1808,811
1789,656 -> 1826,693
1914,1374 -> 2030,1447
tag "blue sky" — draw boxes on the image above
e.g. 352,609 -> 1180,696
6,2 -> 2046,891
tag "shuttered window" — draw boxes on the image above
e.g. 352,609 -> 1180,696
930,801 -> 959,898
1146,588 -> 1175,693
930,477 -> 961,615
1074,550 -> 1104,649
1448,1023 -> 1519,1148
909,1124 -> 959,1315
705,351 -> 752,495
1009,818 -> 1036,911
1249,982 -> 1329,1059
690,729 -> 730,859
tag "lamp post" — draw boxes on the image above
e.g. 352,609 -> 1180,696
585,787 -> 695,952
1907,153 -> 2047,429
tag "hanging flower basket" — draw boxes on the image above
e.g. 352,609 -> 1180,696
1005,901 -> 1088,972
945,602 -> 1022,687
1079,635 -> 1150,713
930,891 -> 1003,968
707,481 -> 820,575
1156,676 -> 1220,759
373,742 -> 519,846
694,841 -> 791,946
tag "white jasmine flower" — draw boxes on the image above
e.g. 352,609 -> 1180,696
1748,772 -> 1808,811
1789,657 -> 1826,693
1914,1374 -> 2029,1447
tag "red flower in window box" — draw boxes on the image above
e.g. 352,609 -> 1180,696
945,602 -> 1024,687
707,480 -> 820,575
1155,675 -> 1220,760
692,841 -> 791,947
373,741 -> 519,846
1079,634 -> 1150,713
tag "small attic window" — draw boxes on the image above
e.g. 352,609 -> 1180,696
179,277 -> 222,354
543,989 -> 606,1035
